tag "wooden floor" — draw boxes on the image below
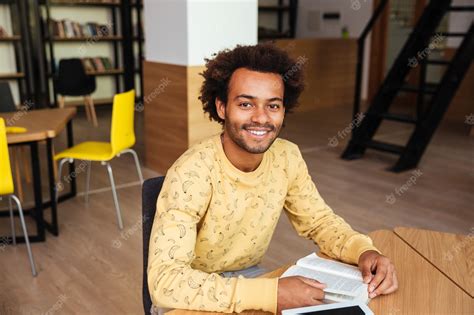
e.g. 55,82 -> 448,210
0,103 -> 472,314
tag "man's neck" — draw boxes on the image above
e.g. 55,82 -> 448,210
220,133 -> 263,172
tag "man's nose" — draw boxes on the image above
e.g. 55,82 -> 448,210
251,106 -> 269,125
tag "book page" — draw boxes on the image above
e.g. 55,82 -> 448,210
281,265 -> 367,297
297,253 -> 364,281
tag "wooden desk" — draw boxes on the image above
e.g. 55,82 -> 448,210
0,108 -> 77,242
166,229 -> 473,315
394,226 -> 474,298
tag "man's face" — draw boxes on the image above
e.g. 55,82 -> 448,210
216,68 -> 285,154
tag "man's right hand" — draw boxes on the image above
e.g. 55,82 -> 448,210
277,276 -> 327,314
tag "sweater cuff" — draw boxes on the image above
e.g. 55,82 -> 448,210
235,276 -> 279,313
341,234 -> 382,265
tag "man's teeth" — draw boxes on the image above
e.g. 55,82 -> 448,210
248,130 -> 268,136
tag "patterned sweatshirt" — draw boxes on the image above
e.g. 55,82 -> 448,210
148,134 -> 381,313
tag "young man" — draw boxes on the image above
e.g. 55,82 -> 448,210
148,44 -> 398,314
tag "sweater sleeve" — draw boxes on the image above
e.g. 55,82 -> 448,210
147,155 -> 278,313
283,145 -> 381,265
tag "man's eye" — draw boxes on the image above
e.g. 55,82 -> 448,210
269,104 -> 281,110
239,102 -> 252,108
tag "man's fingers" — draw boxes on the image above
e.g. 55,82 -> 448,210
298,277 -> 327,289
383,270 -> 399,295
370,267 -> 393,298
360,259 -> 375,284
368,261 -> 389,293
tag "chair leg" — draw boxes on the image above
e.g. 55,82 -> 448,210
58,95 -> 65,108
83,96 -> 92,122
11,195 -> 37,277
84,160 -> 91,204
118,149 -> 144,183
56,158 -> 71,203
8,197 -> 16,246
104,162 -> 123,230
85,95 -> 98,127
11,148 -> 24,202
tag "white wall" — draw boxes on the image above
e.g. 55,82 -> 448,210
145,0 -> 258,66
447,0 -> 474,48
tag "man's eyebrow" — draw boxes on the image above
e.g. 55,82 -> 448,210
234,94 -> 283,102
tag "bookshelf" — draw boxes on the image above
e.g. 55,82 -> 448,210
0,0 -> 32,105
258,0 -> 298,40
131,0 -> 144,103
39,0 -> 125,107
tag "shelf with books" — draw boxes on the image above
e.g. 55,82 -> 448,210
258,0 -> 298,41
39,0 -> 124,107
131,0 -> 144,103
0,1 -> 32,104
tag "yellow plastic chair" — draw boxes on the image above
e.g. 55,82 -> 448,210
0,118 -> 37,276
55,90 -> 143,230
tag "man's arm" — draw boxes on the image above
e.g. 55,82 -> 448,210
283,145 -> 381,265
148,157 -> 277,313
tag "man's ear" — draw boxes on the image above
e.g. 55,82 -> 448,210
215,98 -> 226,121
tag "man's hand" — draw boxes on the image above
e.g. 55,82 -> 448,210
358,250 -> 398,298
277,276 -> 326,314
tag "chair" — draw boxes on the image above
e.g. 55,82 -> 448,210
55,58 -> 98,126
55,90 -> 143,230
0,81 -> 31,201
0,118 -> 37,276
142,176 -> 165,315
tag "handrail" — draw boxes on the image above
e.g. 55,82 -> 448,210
352,0 -> 390,123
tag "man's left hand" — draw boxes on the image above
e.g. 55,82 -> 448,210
358,250 -> 398,298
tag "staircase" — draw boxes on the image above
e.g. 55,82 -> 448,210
342,0 -> 474,172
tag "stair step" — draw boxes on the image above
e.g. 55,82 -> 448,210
426,59 -> 450,65
380,113 -> 417,123
365,140 -> 405,155
448,6 -> 474,11
399,83 -> 438,95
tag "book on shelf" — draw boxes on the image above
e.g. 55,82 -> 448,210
281,253 -> 371,305
81,57 -> 113,72
0,26 -> 10,38
49,19 -> 112,38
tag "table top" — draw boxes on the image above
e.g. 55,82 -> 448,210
166,228 -> 474,315
394,226 -> 474,298
0,108 -> 76,144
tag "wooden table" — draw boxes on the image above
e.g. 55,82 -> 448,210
1,108 -> 77,242
165,228 -> 474,315
394,226 -> 474,298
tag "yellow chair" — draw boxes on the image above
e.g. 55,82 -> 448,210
55,90 -> 143,230
0,118 -> 37,276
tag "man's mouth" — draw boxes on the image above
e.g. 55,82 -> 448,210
246,129 -> 269,136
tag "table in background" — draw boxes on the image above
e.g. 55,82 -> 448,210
166,228 -> 474,315
0,108 -> 77,242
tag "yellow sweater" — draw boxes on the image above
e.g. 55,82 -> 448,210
148,134 -> 380,313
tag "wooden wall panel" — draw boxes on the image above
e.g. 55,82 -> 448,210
143,61 -> 188,174
275,39 -> 357,111
187,66 -> 222,146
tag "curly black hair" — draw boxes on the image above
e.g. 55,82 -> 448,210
199,43 -> 305,125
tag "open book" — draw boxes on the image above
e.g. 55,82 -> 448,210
281,253 -> 370,305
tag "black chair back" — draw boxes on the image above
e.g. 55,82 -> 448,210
142,176 -> 165,315
55,58 -> 96,96
0,82 -> 17,112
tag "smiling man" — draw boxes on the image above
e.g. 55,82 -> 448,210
148,43 -> 398,314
